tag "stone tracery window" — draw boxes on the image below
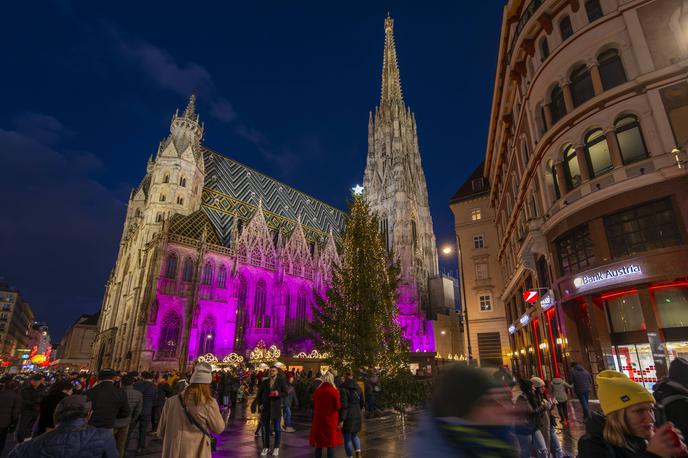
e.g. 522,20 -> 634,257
198,315 -> 216,355
201,261 -> 213,285
295,288 -> 308,337
157,311 -> 181,359
217,265 -> 227,289
164,253 -> 178,279
182,258 -> 194,282
254,279 -> 269,328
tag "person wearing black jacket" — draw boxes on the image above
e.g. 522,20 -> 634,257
85,368 -> 130,430
133,372 -> 157,453
0,376 -> 21,455
654,357 -> 688,439
16,374 -> 45,443
256,366 -> 287,456
35,380 -> 73,436
339,376 -> 363,458
151,374 -> 173,431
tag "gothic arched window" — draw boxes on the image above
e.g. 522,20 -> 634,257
615,115 -> 648,164
164,253 -> 178,279
570,65 -> 594,107
198,315 -> 216,355
540,37 -> 550,61
296,288 -> 308,336
235,274 -> 248,348
411,220 -> 418,250
548,160 -> 561,200
163,174 -> 170,183
217,265 -> 227,289
563,144 -> 582,189
559,15 -> 573,40
598,49 -> 626,90
584,129 -> 612,176
157,311 -> 181,359
159,194 -> 166,202
156,213 -> 163,223
202,262 -> 213,285
182,258 -> 194,282
550,86 -> 566,124
180,176 -> 187,187
254,279 -> 269,328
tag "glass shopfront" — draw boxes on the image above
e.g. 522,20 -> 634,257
611,344 -> 657,389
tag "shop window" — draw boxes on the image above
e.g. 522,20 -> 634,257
604,198 -> 682,258
555,224 -> 595,275
563,144 -> 582,189
479,294 -> 493,311
559,16 -> 573,41
606,292 -> 645,332
654,287 -> 688,328
584,128 -> 612,177
473,235 -> 485,249
550,86 -> 566,124
570,65 -> 595,107
615,116 -> 648,164
660,82 -> 688,148
585,0 -> 603,22
598,49 -> 626,90
612,344 -> 657,390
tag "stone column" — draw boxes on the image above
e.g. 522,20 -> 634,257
575,145 -> 591,182
605,128 -> 624,168
554,161 -> 568,194
561,80 -> 574,113
588,60 -> 604,96
543,104 -> 553,130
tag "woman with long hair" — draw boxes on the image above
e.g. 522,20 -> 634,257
157,362 -> 225,458
310,371 -> 343,458
578,370 -> 688,458
514,378 -> 548,458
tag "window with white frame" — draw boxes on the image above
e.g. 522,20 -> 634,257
473,235 -> 485,249
471,208 -> 482,221
475,262 -> 489,280
479,294 -> 493,311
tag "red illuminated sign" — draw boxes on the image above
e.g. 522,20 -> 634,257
523,290 -> 539,303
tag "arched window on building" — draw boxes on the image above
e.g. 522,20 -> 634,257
380,215 -> 389,251
156,213 -> 163,223
550,86 -> 566,124
295,288 -> 307,337
217,265 -> 227,289
536,103 -> 548,136
570,64 -> 595,107
157,311 -> 181,359
164,253 -> 178,279
585,129 -> 613,176
198,315 -> 216,355
134,208 -> 141,217
615,115 -> 648,164
182,258 -> 194,282
201,262 -> 213,285
585,0 -> 603,22
254,279 -> 269,328
180,176 -> 187,187
411,220 -> 418,250
540,37 -> 550,61
559,15 -> 573,40
235,275 -> 248,348
598,49 -> 626,90
163,174 -> 169,183
159,194 -> 166,202
563,144 -> 583,189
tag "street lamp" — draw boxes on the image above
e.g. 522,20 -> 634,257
441,245 -> 453,255
672,147 -> 687,169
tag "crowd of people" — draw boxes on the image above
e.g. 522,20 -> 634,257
0,357 -> 686,457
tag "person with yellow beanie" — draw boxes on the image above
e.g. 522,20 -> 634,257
578,370 -> 688,458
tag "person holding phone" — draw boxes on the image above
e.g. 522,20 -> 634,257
578,370 -> 688,458
256,366 -> 287,456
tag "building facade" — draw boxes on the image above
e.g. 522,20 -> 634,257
0,280 -> 34,367
56,313 -> 99,371
363,15 -> 439,352
450,164 -> 510,367
485,0 -> 688,387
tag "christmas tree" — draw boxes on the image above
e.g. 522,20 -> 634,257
312,194 -> 409,374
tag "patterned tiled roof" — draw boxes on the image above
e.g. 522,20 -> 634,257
201,148 -> 346,246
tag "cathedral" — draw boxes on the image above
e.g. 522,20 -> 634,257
92,15 -> 438,372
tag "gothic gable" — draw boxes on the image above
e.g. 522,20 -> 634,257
236,202 -> 277,269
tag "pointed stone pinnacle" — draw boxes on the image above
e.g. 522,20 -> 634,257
183,93 -> 197,119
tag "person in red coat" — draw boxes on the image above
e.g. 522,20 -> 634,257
309,371 -> 343,458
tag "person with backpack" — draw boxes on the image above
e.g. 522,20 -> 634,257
339,373 -> 363,458
578,370 -> 687,458
654,357 -> 688,439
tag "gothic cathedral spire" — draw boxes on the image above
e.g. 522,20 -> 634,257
363,16 -> 438,351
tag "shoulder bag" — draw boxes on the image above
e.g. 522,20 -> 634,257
178,395 -> 217,451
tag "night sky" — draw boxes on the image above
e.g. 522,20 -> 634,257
0,1 -> 503,340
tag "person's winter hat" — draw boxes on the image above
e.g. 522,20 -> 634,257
190,362 -> 213,384
54,395 -> 92,422
596,370 -> 655,415
432,364 -> 500,418
530,377 -> 546,388
669,357 -> 688,386
98,368 -> 117,380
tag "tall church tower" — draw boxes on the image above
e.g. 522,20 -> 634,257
363,15 -> 439,328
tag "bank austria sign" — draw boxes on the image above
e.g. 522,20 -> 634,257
573,264 -> 643,291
